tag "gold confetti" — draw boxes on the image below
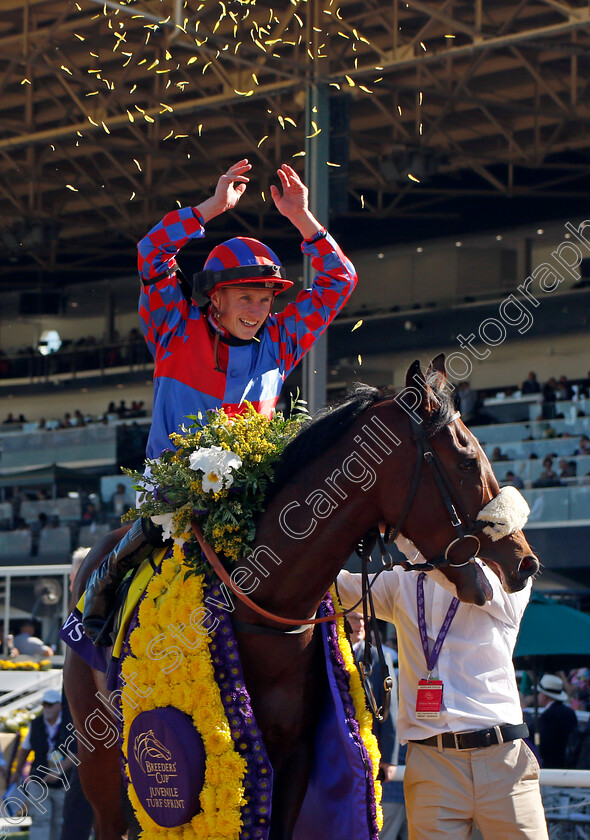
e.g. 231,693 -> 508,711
234,89 -> 254,96
74,33 -> 85,41
165,50 -> 172,60
198,124 -> 203,136
357,354 -> 362,366
360,195 -> 365,209
159,103 -> 173,113
21,78 -> 31,85
252,73 -> 259,85
408,173 -> 420,182
398,105 -> 402,115
50,144 -> 55,150
345,75 -> 355,87
147,59 -> 159,70
133,159 -> 142,171
87,116 -> 99,126
202,61 -> 212,73
261,191 -> 265,201
284,117 -> 297,127
420,41 -> 427,51
307,121 -> 321,139
257,135 -> 269,147
445,34 -> 455,38
130,192 -> 136,201
419,91 -> 423,105
337,32 -> 349,39
278,116 -> 285,129
175,134 -> 188,139
293,151 -> 306,157
326,161 -> 340,167
102,121 -> 110,134
144,114 -> 154,123
352,320 -> 363,332
66,185 -> 78,191
130,84 -> 137,93
359,85 -> 373,94
187,56 -> 198,65
163,130 -> 174,140
329,82 -> 341,89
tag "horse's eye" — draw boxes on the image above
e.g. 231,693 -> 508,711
459,458 -> 478,471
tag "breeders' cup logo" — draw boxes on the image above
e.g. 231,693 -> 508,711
134,730 -> 177,781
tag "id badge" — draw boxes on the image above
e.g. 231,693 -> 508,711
416,679 -> 443,719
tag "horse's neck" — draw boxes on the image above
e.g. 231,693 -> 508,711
249,404 -> 409,619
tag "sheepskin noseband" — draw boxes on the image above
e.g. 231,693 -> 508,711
476,486 -> 530,541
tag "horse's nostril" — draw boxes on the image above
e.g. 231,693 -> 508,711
519,555 -> 539,576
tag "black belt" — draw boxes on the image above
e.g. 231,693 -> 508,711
411,722 -> 529,751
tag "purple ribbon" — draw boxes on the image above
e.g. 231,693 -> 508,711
417,572 -> 459,674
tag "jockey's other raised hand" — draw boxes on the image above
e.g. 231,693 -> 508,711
270,164 -> 322,240
197,159 -> 251,224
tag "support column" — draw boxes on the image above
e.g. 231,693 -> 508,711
302,82 -> 330,415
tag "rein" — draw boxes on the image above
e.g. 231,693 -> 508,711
190,522 -> 346,627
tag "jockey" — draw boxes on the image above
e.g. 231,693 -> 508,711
82,159 -> 357,644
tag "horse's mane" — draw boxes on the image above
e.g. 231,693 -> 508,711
267,376 -> 455,503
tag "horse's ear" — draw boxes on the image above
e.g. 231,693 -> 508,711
405,359 -> 439,418
428,353 -> 446,379
405,360 -> 423,392
427,353 -> 448,388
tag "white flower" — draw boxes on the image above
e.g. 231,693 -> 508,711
150,512 -> 187,547
151,512 -> 175,542
188,446 -> 242,493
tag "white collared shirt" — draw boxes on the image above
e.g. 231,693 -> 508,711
337,562 -> 531,743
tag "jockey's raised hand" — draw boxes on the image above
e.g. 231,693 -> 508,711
270,164 -> 322,240
197,158 -> 251,223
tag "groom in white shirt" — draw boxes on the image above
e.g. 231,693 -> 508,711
338,552 -> 549,840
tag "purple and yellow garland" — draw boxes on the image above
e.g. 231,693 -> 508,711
119,545 -> 382,839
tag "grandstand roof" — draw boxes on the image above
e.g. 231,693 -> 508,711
2,0 -> 590,288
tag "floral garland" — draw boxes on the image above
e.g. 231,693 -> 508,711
120,544 -> 248,840
0,659 -> 52,671
119,547 -> 383,840
123,401 -> 307,567
327,588 -> 383,834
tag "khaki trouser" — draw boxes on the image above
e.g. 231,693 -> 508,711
404,740 -> 549,840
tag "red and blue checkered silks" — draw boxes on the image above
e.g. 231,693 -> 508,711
138,206 -> 357,459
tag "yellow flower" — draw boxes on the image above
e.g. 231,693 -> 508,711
120,545 -> 247,840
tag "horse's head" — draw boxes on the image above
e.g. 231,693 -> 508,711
383,355 -> 539,605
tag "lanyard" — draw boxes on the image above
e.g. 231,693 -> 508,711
417,572 -> 459,675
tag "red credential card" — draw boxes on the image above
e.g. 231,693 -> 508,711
416,679 -> 443,719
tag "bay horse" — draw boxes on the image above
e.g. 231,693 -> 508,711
64,356 -> 539,840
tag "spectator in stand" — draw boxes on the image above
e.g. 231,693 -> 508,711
491,446 -> 509,462
60,412 -> 74,428
542,377 -> 558,420
116,400 -> 128,418
80,501 -> 98,524
505,470 -> 524,490
2,412 -> 16,424
106,401 -> 117,415
73,409 -> 86,427
31,511 -> 49,555
536,674 -> 578,769
559,459 -> 577,479
556,375 -> 574,401
38,417 -> 47,430
533,456 -> 560,488
12,620 -> 53,658
521,372 -> 541,395
574,435 -> 590,456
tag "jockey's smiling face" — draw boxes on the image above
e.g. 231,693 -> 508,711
210,286 -> 274,340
